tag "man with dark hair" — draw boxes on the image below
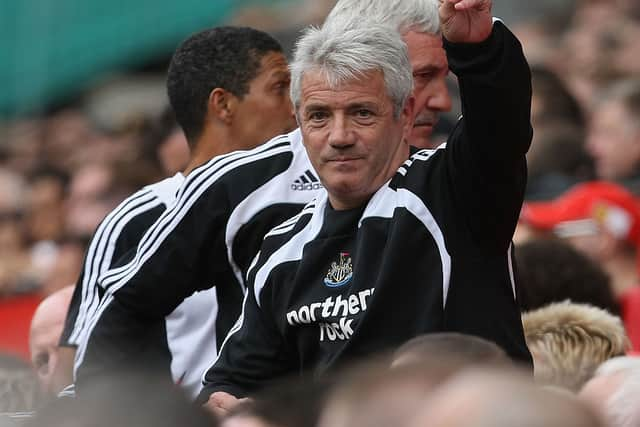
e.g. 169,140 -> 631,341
63,26 -> 312,398
166,26 -> 295,154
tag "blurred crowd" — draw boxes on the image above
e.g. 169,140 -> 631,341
0,107 -> 189,299
1,0 -> 640,426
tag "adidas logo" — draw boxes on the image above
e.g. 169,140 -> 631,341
291,169 -> 323,191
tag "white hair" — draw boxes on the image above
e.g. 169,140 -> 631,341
325,0 -> 441,35
290,24 -> 413,118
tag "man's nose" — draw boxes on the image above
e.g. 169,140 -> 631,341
328,115 -> 353,147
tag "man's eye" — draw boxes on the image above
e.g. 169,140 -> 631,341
274,81 -> 290,91
309,112 -> 328,121
414,72 -> 434,80
356,109 -> 373,118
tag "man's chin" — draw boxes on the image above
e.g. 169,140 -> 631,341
408,127 -> 434,149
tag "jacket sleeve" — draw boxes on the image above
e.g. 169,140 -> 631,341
444,20 -> 532,252
198,277 -> 293,401
59,192 -> 166,348
74,144 -> 295,388
74,177 -> 233,387
440,21 -> 533,366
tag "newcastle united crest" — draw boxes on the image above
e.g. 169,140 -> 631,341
324,252 -> 353,288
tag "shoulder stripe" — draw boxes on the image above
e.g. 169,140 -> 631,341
263,205 -> 316,239
76,135 -> 293,369
253,193 -> 328,306
507,242 -> 516,300
361,186 -> 451,307
98,138 -> 292,292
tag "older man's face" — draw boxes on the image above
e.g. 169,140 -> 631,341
402,31 -> 452,149
299,69 -> 414,210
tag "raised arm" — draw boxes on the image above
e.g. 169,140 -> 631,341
441,0 -> 532,250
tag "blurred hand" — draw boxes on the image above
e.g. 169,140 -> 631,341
203,391 -> 249,418
439,0 -> 492,44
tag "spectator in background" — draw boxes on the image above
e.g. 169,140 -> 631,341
558,3 -> 639,109
29,286 -> 74,397
520,182 -> 640,351
523,301 -> 628,391
24,167 -> 69,244
0,169 -> 29,295
515,239 -> 619,315
525,124 -> 594,200
580,356 -> 640,427
521,182 -> 640,298
525,65 -> 594,200
587,80 -> 640,193
139,106 -> 190,176
530,65 -> 585,133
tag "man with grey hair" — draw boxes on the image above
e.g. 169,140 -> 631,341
326,0 -> 452,149
201,0 -> 532,414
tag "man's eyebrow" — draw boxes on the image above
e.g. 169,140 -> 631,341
346,102 -> 378,110
412,64 -> 445,75
269,70 -> 291,80
302,103 -> 329,113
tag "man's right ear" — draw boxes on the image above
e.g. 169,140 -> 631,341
208,88 -> 234,124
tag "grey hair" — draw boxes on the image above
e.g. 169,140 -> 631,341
325,0 -> 440,35
290,24 -> 413,118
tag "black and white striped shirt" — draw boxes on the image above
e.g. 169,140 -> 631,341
62,172 -> 184,349
61,174 -> 223,396
74,129 -> 322,396
200,22 -> 533,399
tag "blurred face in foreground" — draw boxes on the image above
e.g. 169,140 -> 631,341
29,287 -> 73,395
299,70 -> 414,210
403,30 -> 452,149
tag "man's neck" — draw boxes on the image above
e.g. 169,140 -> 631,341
182,127 -> 232,176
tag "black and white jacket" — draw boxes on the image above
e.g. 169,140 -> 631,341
74,129 -> 322,397
200,21 -> 533,399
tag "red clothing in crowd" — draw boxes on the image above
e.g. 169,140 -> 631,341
0,293 -> 42,360
621,286 -> 640,354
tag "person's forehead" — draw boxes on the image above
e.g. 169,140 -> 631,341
401,31 -> 447,69
256,51 -> 289,77
300,70 -> 388,104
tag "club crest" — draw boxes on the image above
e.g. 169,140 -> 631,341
324,252 -> 353,287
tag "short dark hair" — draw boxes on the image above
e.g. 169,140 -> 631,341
515,239 -> 620,315
166,26 -> 283,146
